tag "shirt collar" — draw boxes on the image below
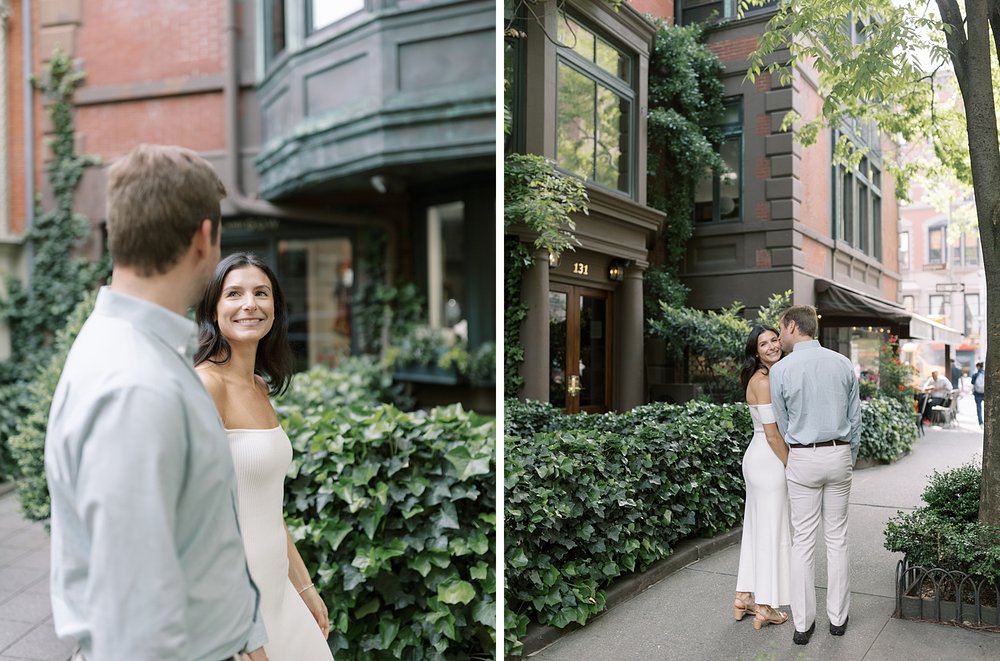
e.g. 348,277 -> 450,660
791,339 -> 821,352
94,286 -> 199,360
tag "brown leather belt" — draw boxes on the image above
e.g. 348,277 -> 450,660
790,439 -> 850,449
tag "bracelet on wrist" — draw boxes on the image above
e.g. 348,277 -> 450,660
297,583 -> 315,595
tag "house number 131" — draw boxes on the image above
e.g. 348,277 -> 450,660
573,262 -> 589,275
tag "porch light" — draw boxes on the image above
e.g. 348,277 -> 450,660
608,259 -> 628,282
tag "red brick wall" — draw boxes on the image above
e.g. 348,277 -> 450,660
708,36 -> 759,64
628,0 -> 673,21
77,1 -> 225,87
78,94 -> 226,159
32,0 -> 229,221
7,3 -> 27,235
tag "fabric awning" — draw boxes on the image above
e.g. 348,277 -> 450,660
814,279 -> 964,346
814,279 -> 911,323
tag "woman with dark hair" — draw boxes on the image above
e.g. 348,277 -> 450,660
196,252 -> 334,660
733,325 -> 791,630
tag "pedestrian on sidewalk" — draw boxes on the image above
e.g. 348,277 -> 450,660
44,145 -> 268,661
769,305 -> 861,645
733,325 -> 791,631
972,361 -> 986,429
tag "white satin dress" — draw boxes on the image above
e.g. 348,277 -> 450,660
227,426 -> 334,661
735,404 -> 792,607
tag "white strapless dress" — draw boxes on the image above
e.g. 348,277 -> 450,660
227,427 -> 334,661
735,404 -> 792,606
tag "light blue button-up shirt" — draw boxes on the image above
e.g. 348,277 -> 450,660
45,287 -> 267,660
768,339 -> 862,465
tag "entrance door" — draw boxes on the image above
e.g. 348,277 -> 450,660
549,284 -> 612,413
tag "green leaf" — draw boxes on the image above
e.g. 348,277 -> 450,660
437,578 -> 476,605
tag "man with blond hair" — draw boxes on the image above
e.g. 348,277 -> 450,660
769,305 -> 860,645
45,145 -> 269,661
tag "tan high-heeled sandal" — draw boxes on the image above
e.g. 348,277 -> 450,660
734,593 -> 757,621
753,604 -> 789,630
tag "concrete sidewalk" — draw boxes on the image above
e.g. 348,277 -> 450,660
528,400 -> 1000,660
0,486 -> 72,661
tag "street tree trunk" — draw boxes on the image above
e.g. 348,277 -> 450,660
938,0 -> 1000,523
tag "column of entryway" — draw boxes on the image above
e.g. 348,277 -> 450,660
617,265 -> 644,411
519,249 -> 550,402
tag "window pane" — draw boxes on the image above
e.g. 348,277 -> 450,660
694,167 -> 714,222
427,202 -> 466,340
858,185 -> 869,253
549,291 -> 568,406
950,240 -> 962,265
279,238 -> 353,371
899,231 -> 909,270
596,37 -> 630,83
928,227 -> 943,263
312,0 -> 364,32
681,0 -> 724,25
558,15 -> 594,62
872,194 -> 881,259
719,137 -> 740,220
929,295 -> 944,316
965,235 -> 979,265
267,0 -> 286,61
965,294 -> 980,335
594,83 -> 629,191
578,294 -> 607,407
721,102 -> 741,125
504,36 -> 522,153
902,295 -> 914,312
842,171 -> 854,244
556,63 -> 596,182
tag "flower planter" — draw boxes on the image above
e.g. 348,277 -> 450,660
895,557 -> 1000,628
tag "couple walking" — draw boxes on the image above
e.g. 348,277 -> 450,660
44,145 -> 334,660
734,305 -> 861,645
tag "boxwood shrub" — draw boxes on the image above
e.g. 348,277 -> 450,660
884,462 -> 1000,581
276,368 -> 496,660
857,395 -> 917,463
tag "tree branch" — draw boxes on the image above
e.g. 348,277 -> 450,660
935,0 -> 969,82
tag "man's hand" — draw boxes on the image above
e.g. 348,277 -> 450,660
240,647 -> 268,661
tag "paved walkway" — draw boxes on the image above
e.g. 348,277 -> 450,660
529,397 -> 1000,660
0,486 -> 72,661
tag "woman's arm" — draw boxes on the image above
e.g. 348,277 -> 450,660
284,523 -> 330,639
751,375 -> 789,466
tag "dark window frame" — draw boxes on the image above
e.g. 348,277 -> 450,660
832,122 -> 883,260
899,230 -> 910,271
694,96 -> 744,224
927,225 -> 945,264
554,10 -> 638,197
677,0 -> 778,26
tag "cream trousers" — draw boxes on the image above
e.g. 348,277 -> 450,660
785,444 -> 853,632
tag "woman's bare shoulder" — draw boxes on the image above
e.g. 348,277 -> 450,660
747,370 -> 772,405
196,362 -> 228,400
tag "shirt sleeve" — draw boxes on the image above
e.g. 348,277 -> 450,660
768,365 -> 789,438
75,385 -> 191,660
847,370 -> 861,466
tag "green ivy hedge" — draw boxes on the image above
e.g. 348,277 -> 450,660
884,462 -> 1000,581
503,399 -> 750,655
276,369 -> 496,659
10,290 -> 97,522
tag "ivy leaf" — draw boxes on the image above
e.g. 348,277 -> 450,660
437,578 -> 476,605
